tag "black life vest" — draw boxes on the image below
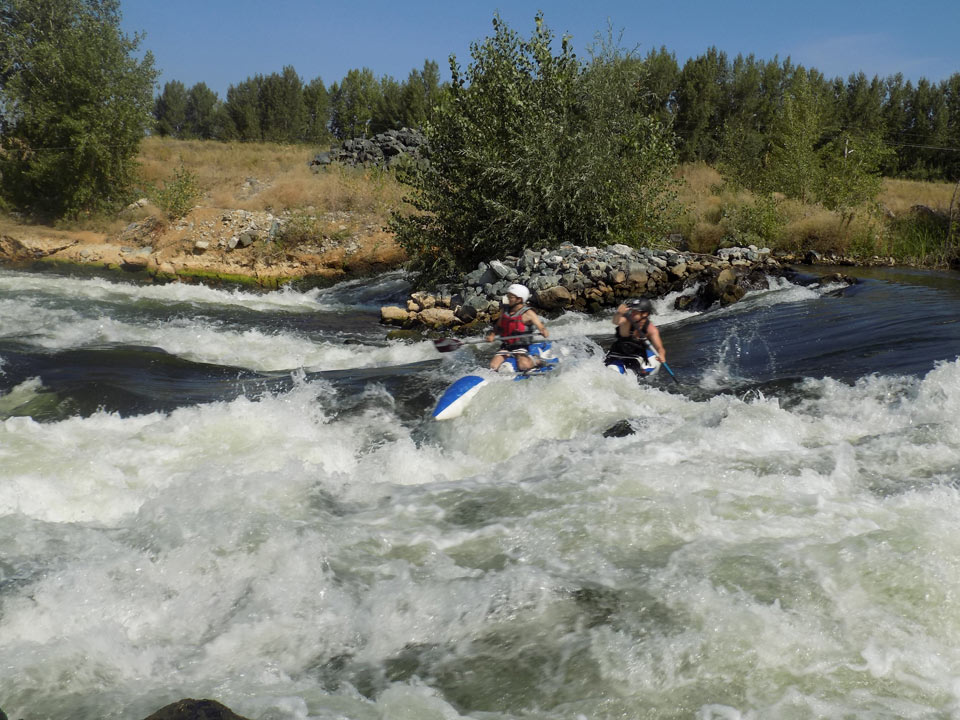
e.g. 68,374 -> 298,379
609,317 -> 650,357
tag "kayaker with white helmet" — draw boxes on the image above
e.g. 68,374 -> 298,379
485,283 -> 549,372
604,298 -> 666,378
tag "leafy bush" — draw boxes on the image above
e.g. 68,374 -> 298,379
719,194 -> 784,247
389,14 -> 680,286
886,208 -> 950,264
279,212 -> 321,245
153,164 -> 204,218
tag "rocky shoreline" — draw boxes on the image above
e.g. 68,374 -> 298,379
0,212 -> 879,331
378,243 -> 841,334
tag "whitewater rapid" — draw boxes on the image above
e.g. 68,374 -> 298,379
1,267 -> 959,719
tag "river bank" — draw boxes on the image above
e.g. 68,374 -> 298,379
1,209 -> 950,340
0,208 -> 405,290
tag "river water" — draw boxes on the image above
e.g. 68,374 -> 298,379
1,264 -> 959,720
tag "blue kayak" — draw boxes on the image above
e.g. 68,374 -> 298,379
432,342 -> 559,421
604,344 -> 662,380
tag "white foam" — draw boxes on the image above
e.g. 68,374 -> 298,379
3,271 -> 960,718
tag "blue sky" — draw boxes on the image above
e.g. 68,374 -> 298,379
120,0 -> 959,98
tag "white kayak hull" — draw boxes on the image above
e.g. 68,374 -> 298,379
431,342 -> 558,421
432,374 -> 489,420
605,346 -> 661,379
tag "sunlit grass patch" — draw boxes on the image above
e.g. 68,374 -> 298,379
137,137 -> 408,217
880,177 -> 956,215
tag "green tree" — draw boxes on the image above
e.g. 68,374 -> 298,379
881,74 -> 911,175
184,82 -> 220,139
259,65 -> 304,143
634,46 -> 679,128
154,80 -> 188,137
399,59 -> 444,128
718,54 -> 768,185
0,0 -> 157,217
839,72 -> 885,135
818,130 -> 892,211
902,78 -> 948,179
302,76 -> 330,143
674,47 -> 730,163
370,76 -> 404,134
223,76 -> 262,141
944,73 -> 960,180
330,67 -> 380,139
390,14 -> 678,285
764,68 -> 825,202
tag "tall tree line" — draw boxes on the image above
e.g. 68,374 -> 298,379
153,49 -> 960,183
153,60 -> 445,144
635,48 -> 960,182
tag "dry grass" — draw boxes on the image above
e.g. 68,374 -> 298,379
137,136 -> 408,217
880,177 -> 957,215
671,162 -> 957,261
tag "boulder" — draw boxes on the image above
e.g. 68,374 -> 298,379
418,307 -> 457,328
381,306 -> 410,324
676,266 -> 746,311
141,699 -> 251,720
535,285 -> 574,310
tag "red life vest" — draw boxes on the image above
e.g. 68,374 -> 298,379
497,304 -> 532,345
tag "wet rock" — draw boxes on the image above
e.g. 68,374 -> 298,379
141,698 -> 251,720
603,419 -> 636,438
678,266 -> 743,311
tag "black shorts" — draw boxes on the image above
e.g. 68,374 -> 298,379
496,345 -> 529,357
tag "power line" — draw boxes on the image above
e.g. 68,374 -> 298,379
887,141 -> 960,153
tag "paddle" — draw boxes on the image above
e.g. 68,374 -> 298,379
661,361 -> 680,385
433,333 -> 541,353
638,338 -> 679,384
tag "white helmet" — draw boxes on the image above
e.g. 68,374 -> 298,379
505,283 -> 530,302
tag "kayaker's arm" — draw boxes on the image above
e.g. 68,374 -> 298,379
526,310 -> 548,339
646,323 -> 666,362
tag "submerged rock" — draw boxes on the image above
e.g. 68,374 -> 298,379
141,698 -> 251,720
602,419 -> 637,438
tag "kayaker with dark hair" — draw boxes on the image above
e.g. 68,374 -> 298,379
604,298 -> 666,379
485,283 -> 549,372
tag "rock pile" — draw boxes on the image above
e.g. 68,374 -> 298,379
310,128 -> 429,170
381,243 -> 785,331
185,210 -> 281,253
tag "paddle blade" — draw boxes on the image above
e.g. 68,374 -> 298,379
433,337 -> 464,353
662,361 -> 680,384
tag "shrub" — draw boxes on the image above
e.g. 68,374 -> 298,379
389,14 -> 680,286
886,208 -> 950,264
279,212 -> 321,245
153,164 -> 204,218
719,194 -> 785,247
